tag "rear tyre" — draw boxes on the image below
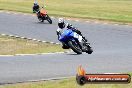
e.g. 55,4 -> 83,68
68,41 -> 82,54
38,17 -> 43,22
46,15 -> 52,24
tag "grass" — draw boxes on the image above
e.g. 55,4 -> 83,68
0,35 -> 65,55
0,73 -> 131,88
0,0 -> 132,23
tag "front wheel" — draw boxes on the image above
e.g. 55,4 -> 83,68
68,41 -> 82,54
86,48 -> 93,54
46,15 -> 52,24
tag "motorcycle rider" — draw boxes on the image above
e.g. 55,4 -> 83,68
56,18 -> 88,49
33,2 -> 40,13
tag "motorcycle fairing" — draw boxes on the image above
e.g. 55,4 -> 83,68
73,32 -> 82,42
59,29 -> 81,42
40,9 -> 47,16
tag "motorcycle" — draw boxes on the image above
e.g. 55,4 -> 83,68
36,8 -> 52,24
58,29 -> 93,54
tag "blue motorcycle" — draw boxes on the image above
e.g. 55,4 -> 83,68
59,29 -> 93,54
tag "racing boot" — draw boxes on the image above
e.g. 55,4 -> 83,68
62,43 -> 69,49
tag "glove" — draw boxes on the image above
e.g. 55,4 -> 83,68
67,24 -> 73,29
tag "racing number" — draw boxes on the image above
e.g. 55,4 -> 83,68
74,33 -> 79,38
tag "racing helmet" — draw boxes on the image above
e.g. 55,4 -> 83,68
58,18 -> 65,29
34,2 -> 38,6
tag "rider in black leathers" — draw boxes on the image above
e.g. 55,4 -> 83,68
33,2 -> 40,13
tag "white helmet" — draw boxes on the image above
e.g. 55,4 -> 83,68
58,18 -> 65,29
58,18 -> 64,23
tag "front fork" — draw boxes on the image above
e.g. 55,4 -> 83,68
80,40 -> 91,52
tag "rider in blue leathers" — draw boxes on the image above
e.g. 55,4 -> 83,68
56,18 -> 87,49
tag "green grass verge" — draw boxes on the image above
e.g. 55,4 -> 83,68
0,35 -> 65,55
0,73 -> 131,88
0,0 -> 132,23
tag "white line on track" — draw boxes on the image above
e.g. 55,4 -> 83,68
1,34 -> 6,36
23,13 -> 28,16
0,11 -> 3,13
114,24 -> 119,25
0,52 -> 67,57
94,21 -> 99,24
50,42 -> 55,44
51,16 -> 54,18
55,43 -> 61,45
15,36 -> 20,38
27,76 -> 74,82
86,21 -> 90,23
0,55 -> 14,57
6,12 -> 10,14
27,38 -> 32,40
15,52 -> 65,56
104,73 -> 120,74
21,37 -> 26,39
32,39 -> 37,41
125,25 -> 129,27
37,40 -> 41,42
103,23 -> 108,25
1,76 -> 75,85
9,35 -> 14,37
42,41 -> 46,43
13,13 -> 18,15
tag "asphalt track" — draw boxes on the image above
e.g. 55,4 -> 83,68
0,11 -> 132,84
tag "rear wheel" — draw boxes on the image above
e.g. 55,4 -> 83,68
68,41 -> 82,54
38,17 -> 43,22
46,15 -> 52,24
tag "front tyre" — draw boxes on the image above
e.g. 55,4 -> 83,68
68,41 -> 82,54
86,48 -> 93,54
46,15 -> 52,24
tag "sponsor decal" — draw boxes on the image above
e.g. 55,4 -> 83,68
76,66 -> 131,85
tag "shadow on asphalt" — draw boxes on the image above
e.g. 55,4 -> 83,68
66,53 -> 82,55
33,21 -> 52,24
